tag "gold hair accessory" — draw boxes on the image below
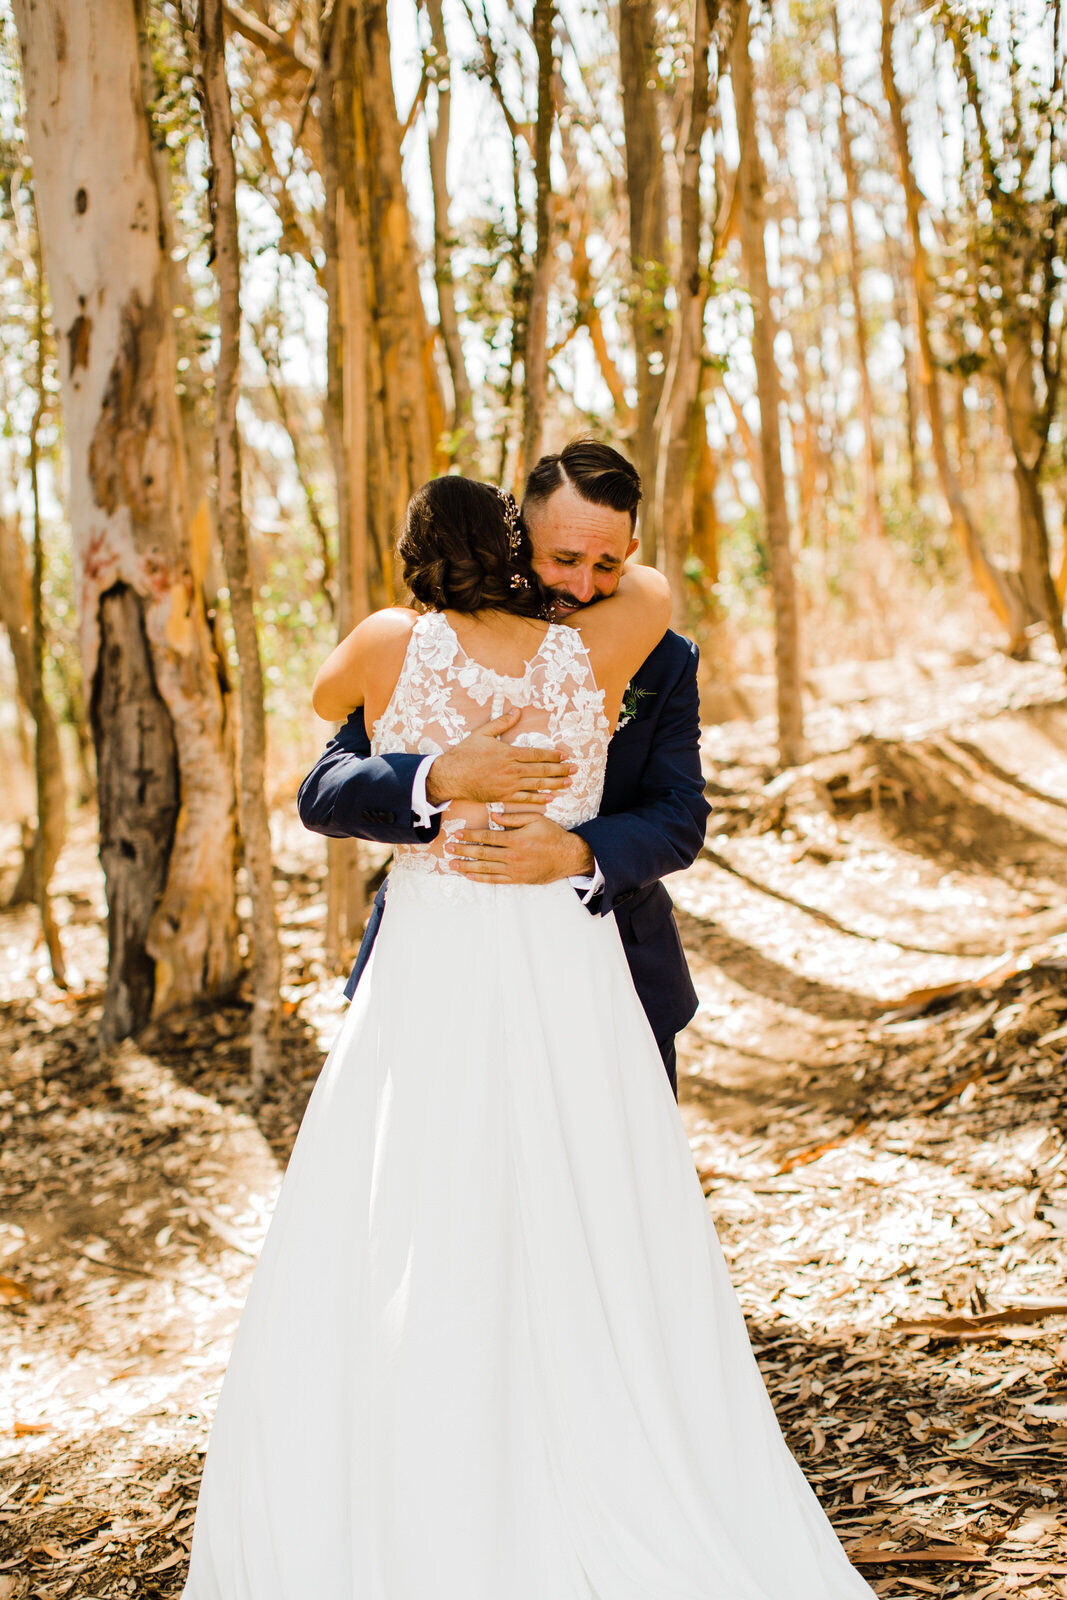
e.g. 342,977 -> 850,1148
494,487 -> 523,557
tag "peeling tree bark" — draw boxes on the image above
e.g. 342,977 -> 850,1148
12,0 -> 240,1040
198,0 -> 282,1093
92,584 -> 180,1038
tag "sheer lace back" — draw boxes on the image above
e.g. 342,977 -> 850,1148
371,612 -> 610,877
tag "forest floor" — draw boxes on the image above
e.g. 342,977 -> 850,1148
2,639 -> 1067,1599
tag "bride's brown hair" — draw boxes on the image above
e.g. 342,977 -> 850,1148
398,476 -> 550,618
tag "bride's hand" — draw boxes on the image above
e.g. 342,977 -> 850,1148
426,710 -> 575,807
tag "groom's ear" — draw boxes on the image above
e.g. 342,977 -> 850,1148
626,536 -> 640,560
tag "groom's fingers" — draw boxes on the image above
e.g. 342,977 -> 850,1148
512,745 -> 569,765
509,752 -> 573,786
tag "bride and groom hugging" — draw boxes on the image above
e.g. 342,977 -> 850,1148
297,436 -> 709,1097
178,435 -> 877,1598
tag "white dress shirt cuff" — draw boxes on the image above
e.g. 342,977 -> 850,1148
568,860 -> 605,905
412,755 -> 450,829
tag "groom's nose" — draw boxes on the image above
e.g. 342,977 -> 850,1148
571,566 -> 596,603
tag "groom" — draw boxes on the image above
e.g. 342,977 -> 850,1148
297,438 -> 710,1097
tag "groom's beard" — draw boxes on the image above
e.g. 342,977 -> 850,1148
544,587 -> 605,621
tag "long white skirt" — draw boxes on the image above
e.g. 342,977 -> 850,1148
181,866 -> 873,1599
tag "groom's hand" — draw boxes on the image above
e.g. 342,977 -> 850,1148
450,814 -> 594,884
425,709 -> 574,807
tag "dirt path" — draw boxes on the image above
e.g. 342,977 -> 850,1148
3,645 -> 1067,1599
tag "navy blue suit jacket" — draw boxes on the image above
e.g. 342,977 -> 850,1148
297,628 -> 710,1048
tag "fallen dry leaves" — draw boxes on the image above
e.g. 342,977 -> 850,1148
3,644 -> 1067,1597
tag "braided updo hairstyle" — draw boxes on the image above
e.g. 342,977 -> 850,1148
398,476 -> 550,619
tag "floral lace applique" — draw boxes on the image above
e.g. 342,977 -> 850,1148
371,611 -> 610,878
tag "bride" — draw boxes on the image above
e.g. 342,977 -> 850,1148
181,475 -> 873,1599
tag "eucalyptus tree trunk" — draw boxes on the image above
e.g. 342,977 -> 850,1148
334,0 -> 445,591
0,512 -> 65,915
426,0 -> 473,467
731,4 -> 805,768
652,0 -> 712,618
320,0 -> 368,965
886,237 -> 922,500
689,393 -> 719,604
619,0 -> 670,559
12,0 -> 239,1041
880,0 -> 1025,647
197,0 -> 282,1093
29,229 -> 66,984
522,0 -> 555,474
319,0 -> 449,964
1000,355 -> 1067,664
832,1 -> 884,546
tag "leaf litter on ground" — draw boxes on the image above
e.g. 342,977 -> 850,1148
3,644 -> 1067,1595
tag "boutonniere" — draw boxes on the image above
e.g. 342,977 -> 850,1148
615,680 -> 654,733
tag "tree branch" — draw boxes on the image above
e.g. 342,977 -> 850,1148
223,1 -> 314,75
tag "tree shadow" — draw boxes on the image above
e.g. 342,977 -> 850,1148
674,905 -> 887,1024
700,844 -> 983,958
831,737 -> 1067,888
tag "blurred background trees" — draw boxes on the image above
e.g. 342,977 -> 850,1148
0,0 -> 1064,1059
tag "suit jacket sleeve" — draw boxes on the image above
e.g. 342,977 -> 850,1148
571,642 -> 710,917
296,709 -> 445,845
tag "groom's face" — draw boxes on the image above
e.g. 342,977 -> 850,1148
525,483 -> 639,621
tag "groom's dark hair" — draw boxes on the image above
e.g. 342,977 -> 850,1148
522,437 -> 642,531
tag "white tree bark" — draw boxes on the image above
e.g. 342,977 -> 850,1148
12,0 -> 239,1037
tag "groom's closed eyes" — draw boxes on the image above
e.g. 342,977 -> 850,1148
551,549 -> 622,573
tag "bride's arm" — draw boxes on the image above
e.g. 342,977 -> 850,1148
311,607 -> 417,723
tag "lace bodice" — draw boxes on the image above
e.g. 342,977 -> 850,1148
371,612 -> 610,877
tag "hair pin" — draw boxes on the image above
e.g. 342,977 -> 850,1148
494,487 -> 523,556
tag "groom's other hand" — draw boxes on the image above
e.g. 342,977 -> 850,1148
426,709 -> 574,807
450,813 -> 594,884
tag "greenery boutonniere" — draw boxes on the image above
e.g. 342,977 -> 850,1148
615,680 -> 654,734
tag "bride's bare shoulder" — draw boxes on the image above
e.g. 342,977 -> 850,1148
312,606 -> 419,720
568,565 -> 672,659
357,605 -> 420,649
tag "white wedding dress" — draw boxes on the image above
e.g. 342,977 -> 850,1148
181,613 -> 873,1600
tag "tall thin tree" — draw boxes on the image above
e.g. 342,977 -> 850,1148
880,0 -> 1024,646
425,0 -> 474,467
652,0 -> 713,617
831,1 -> 885,547
522,0 -> 555,473
731,2 -> 805,766
197,0 -> 282,1091
619,0 -> 670,560
29,216 -> 65,983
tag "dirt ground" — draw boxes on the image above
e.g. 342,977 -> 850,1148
3,640 -> 1067,1599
